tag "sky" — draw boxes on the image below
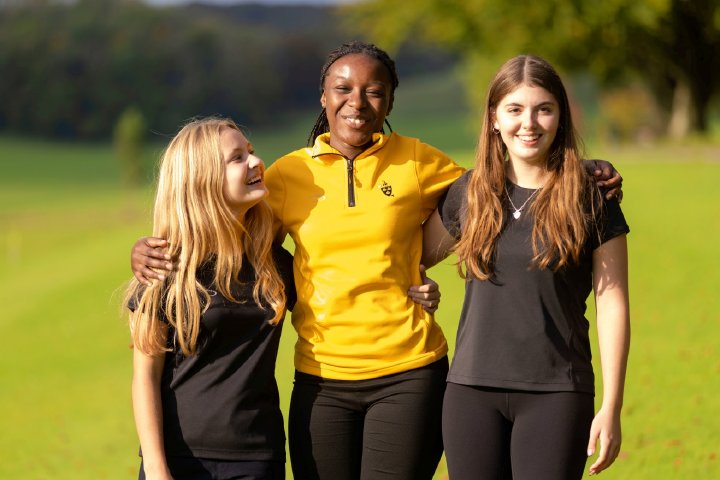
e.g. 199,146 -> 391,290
144,0 -> 360,5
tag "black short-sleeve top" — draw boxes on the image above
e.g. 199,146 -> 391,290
438,170 -> 629,394
136,245 -> 296,461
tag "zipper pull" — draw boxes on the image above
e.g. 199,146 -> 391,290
346,158 -> 356,207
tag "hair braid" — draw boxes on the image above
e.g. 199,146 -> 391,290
306,40 -> 399,147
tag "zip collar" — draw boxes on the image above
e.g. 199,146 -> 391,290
309,132 -> 391,208
310,132 -> 390,161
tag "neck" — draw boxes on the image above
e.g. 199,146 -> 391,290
506,159 -> 548,188
327,134 -> 380,160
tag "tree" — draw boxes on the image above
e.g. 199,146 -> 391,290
113,106 -> 146,187
347,0 -> 720,137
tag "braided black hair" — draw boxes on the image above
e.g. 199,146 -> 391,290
306,40 -> 399,147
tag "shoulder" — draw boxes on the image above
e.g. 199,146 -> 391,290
590,186 -> 630,247
272,244 -> 293,270
266,148 -> 310,191
391,133 -> 451,160
438,170 -> 472,235
444,169 -> 472,201
269,147 -> 312,171
389,134 -> 463,186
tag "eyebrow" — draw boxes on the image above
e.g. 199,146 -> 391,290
226,145 -> 248,157
504,101 -> 556,107
328,74 -> 387,86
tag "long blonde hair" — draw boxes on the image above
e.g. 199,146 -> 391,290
455,55 -> 599,280
124,117 -> 286,356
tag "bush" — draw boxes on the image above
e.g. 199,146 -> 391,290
113,107 -> 146,187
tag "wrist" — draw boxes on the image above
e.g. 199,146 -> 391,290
600,399 -> 623,414
142,459 -> 170,475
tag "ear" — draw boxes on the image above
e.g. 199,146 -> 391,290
386,96 -> 394,116
320,91 -> 326,109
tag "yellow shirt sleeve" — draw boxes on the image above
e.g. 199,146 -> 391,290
414,141 -> 465,219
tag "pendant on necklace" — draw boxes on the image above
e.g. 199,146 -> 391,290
513,210 -> 521,219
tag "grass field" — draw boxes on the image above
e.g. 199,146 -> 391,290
1,72 -> 719,478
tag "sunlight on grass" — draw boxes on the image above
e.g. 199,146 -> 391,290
1,120 -> 718,478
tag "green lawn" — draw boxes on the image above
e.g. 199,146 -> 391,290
1,93 -> 718,478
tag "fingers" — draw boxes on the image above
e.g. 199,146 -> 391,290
589,438 -> 618,475
144,237 -> 170,249
605,186 -> 624,201
599,172 -> 623,191
408,264 -> 442,313
591,160 -> 613,181
408,289 -> 440,310
419,263 -> 428,281
131,237 -> 174,286
588,428 -> 621,475
131,256 -> 170,286
408,286 -> 441,313
589,160 -> 623,190
140,237 -> 172,260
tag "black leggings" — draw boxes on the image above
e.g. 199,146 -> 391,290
288,357 -> 448,480
442,383 -> 594,480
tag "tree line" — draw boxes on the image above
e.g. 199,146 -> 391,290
350,0 -> 720,138
0,0 -> 454,139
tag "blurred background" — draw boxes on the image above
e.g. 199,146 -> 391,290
0,0 -> 718,478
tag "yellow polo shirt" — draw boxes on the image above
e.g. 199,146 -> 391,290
266,132 -> 464,380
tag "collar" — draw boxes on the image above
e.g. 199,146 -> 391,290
310,132 -> 390,160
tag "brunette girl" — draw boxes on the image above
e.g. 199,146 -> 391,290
424,55 -> 630,479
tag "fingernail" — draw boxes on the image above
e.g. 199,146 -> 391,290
166,263 -> 173,270
587,449 -> 593,456
158,274 -> 165,280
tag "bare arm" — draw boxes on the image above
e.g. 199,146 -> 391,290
406,208 -> 457,313
587,234 -> 630,475
421,208 -> 456,269
132,335 -> 173,480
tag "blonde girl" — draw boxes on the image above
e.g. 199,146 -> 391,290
124,117 -> 294,480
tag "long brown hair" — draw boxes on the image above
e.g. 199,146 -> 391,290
455,55 -> 598,280
124,117 -> 286,356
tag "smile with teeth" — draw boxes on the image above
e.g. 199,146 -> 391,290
343,116 -> 369,128
517,134 -> 541,143
246,174 -> 262,185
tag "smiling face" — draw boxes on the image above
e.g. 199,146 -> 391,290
219,127 -> 267,218
493,84 -> 560,167
321,53 -> 393,159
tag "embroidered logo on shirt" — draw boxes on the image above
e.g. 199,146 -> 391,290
379,181 -> 394,197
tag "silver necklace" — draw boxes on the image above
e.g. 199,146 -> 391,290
505,186 -> 541,219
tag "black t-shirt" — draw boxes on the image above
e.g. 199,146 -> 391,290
439,170 -> 629,394
137,245 -> 296,461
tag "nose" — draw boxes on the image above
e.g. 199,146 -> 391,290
521,110 -> 537,129
347,88 -> 366,109
248,154 -> 265,172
